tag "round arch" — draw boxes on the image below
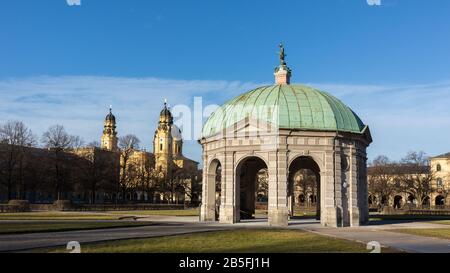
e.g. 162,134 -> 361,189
393,195 -> 403,209
288,156 -> 321,220
288,154 -> 324,173
435,195 -> 445,206
235,156 -> 269,221
422,196 -> 431,206
204,158 -> 222,221
234,154 -> 269,173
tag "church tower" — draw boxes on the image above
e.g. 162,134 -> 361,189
153,100 -> 173,176
101,107 -> 118,151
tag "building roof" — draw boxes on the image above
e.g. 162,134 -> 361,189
105,110 -> 115,122
431,152 -> 450,159
202,84 -> 366,138
171,124 -> 182,141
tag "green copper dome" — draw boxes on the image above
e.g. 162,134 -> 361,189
202,84 -> 366,138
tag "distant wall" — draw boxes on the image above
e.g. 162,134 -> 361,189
29,203 -> 185,212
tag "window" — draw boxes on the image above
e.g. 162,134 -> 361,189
437,178 -> 443,187
437,164 -> 442,172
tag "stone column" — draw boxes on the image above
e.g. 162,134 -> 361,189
200,156 -> 215,221
268,147 -> 289,226
348,145 -> 360,227
321,148 -> 338,227
219,152 -> 238,223
359,154 -> 369,224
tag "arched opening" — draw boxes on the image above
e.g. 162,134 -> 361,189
422,196 -> 430,207
298,194 -> 306,204
393,195 -> 403,209
435,195 -> 445,206
207,159 -> 222,221
288,156 -> 321,220
235,156 -> 268,221
407,194 -> 416,205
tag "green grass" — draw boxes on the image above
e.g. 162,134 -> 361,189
105,209 -> 199,217
0,209 -> 199,220
0,221 -> 154,235
0,212 -> 118,220
45,229 -> 393,253
433,220 -> 450,225
369,214 -> 450,222
390,228 -> 450,240
255,209 -> 317,218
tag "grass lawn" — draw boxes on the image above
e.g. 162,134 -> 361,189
105,209 -> 199,217
369,214 -> 450,222
433,220 -> 450,225
255,209 -> 317,219
45,229 -> 393,253
0,212 -> 119,220
0,209 -> 199,220
391,228 -> 450,240
0,221 -> 154,235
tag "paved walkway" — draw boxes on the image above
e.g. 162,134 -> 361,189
288,220 -> 450,253
0,221 -> 231,252
1,216 -> 450,253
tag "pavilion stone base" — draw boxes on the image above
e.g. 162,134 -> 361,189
321,207 -> 340,227
350,207 -> 361,227
268,207 -> 289,227
219,205 -> 237,224
200,204 -> 215,222
320,206 -> 363,227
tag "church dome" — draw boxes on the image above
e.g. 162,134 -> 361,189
171,124 -> 182,141
202,84 -> 366,138
105,108 -> 116,122
160,106 -> 172,117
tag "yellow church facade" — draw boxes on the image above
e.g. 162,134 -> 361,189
99,103 -> 199,203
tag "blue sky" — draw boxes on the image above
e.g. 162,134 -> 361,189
1,0 -> 450,165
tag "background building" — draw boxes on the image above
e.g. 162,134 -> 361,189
0,104 -> 200,205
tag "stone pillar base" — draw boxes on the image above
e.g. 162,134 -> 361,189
268,207 -> 288,227
200,204 -> 215,222
321,206 -> 339,227
350,207 -> 360,227
219,205 -> 237,224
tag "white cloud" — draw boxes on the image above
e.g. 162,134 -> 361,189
0,76 -> 449,166
310,81 -> 450,161
0,76 -> 260,165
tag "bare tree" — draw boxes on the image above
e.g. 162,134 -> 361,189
87,141 -> 101,148
256,169 -> 268,202
71,136 -> 85,149
397,151 -> 435,208
294,169 -> 317,206
368,155 -> 399,208
169,168 -> 194,204
75,149 -> 114,204
118,134 -> 140,202
135,159 -> 161,203
41,125 -> 80,200
0,121 -> 36,200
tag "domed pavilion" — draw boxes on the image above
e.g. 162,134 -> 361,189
199,45 -> 372,227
